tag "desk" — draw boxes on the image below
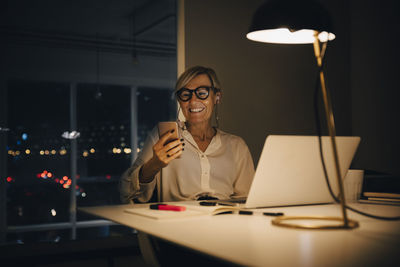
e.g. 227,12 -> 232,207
80,203 -> 400,267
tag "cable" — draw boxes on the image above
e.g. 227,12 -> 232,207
314,40 -> 400,221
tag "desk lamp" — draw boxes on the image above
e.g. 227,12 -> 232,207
247,0 -> 358,229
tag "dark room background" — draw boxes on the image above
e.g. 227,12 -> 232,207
1,0 -> 399,248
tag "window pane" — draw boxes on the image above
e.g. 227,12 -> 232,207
6,81 -> 70,226
137,88 -> 175,150
76,84 -> 131,211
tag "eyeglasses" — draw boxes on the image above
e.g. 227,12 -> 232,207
176,86 -> 217,102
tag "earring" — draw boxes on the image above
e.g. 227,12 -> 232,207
215,103 -> 220,128
176,104 -> 186,130
176,105 -> 181,120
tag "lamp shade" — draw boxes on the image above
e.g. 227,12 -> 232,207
247,0 -> 335,44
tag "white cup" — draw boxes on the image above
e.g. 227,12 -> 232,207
344,169 -> 364,202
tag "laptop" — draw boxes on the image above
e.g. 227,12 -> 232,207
218,135 -> 360,208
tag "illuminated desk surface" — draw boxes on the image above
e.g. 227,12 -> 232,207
80,203 -> 400,267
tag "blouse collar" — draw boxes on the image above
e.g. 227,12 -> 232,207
179,124 -> 221,155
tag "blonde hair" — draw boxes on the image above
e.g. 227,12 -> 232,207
175,66 -> 221,92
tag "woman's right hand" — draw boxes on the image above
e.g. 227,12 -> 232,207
139,130 -> 184,183
152,130 -> 184,168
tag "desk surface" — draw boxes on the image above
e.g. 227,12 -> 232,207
80,202 -> 400,267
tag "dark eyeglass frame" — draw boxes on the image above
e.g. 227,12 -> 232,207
176,86 -> 219,102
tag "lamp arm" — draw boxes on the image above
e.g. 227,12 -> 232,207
313,32 -> 350,227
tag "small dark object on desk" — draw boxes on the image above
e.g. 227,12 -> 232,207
215,211 -> 233,215
239,210 -> 253,215
197,196 -> 219,200
199,201 -> 217,206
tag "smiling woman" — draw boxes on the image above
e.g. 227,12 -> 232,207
120,66 -> 255,203
176,72 -> 220,129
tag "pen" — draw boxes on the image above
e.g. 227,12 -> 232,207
263,212 -> 284,216
149,204 -> 186,212
237,211 -> 284,216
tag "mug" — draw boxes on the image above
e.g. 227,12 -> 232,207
344,169 -> 364,202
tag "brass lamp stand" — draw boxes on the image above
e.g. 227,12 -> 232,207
271,32 -> 359,230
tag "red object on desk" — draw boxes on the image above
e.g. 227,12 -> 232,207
150,204 -> 186,211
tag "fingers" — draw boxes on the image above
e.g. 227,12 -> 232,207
156,130 -> 177,148
152,136 -> 185,168
166,148 -> 183,162
153,144 -> 183,167
165,143 -> 184,158
163,139 -> 182,151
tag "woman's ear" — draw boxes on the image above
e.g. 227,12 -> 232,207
215,92 -> 221,104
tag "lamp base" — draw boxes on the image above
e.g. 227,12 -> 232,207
272,216 -> 359,230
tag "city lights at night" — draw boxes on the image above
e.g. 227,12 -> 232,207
4,81 -> 173,246
8,146 -> 135,157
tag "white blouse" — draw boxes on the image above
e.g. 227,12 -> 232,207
119,125 -> 255,203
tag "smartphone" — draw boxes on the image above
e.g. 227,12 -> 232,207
158,121 -> 179,145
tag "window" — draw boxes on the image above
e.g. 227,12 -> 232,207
137,87 -> 176,149
4,81 -> 175,243
1,0 -> 177,244
7,81 -> 71,226
76,84 -> 131,208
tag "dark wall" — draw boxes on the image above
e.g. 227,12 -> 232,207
183,0 -> 351,165
350,0 -> 400,175
183,0 -> 399,175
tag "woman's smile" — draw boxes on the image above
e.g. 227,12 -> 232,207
189,107 -> 205,113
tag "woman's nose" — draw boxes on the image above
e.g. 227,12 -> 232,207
189,93 -> 199,102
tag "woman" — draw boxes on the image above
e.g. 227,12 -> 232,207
120,66 -> 254,203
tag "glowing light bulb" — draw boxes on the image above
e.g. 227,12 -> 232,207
246,28 -> 335,44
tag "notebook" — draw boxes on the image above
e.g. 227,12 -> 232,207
218,135 -> 360,208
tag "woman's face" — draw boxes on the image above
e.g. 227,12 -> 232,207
178,74 -> 219,126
